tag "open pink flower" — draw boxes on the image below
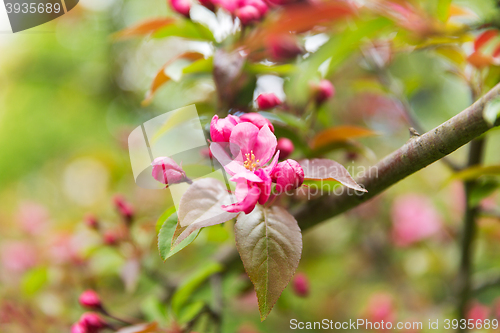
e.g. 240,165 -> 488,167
239,113 -> 274,132
211,122 -> 279,214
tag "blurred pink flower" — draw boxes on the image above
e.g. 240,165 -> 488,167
276,137 -> 294,159
79,290 -> 102,310
467,301 -> 490,322
292,272 -> 310,297
268,36 -> 303,61
113,196 -> 134,221
256,93 -> 281,110
169,0 -> 191,17
364,293 -> 396,325
16,201 -> 49,235
311,79 -> 335,104
391,194 -> 443,247
0,241 -> 37,273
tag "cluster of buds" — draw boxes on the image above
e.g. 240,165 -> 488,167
210,112 -> 304,214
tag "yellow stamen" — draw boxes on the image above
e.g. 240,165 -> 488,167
243,150 -> 260,171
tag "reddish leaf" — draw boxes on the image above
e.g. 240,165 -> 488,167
115,323 -> 159,333
310,125 -> 378,150
448,4 -> 476,18
467,51 -> 493,69
300,159 -> 367,192
114,18 -> 176,39
474,30 -> 499,51
142,52 -> 205,106
175,178 -> 238,245
235,205 -> 302,321
494,44 -> 500,58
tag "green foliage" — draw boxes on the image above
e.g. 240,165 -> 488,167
158,212 -> 201,261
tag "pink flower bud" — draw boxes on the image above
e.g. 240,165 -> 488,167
210,115 -> 241,142
103,230 -> 119,246
271,159 -> 304,193
268,36 -> 303,61
113,196 -> 134,221
84,214 -> 98,229
79,313 -> 106,331
71,323 -> 88,333
79,290 -> 102,310
467,302 -> 490,322
256,93 -> 281,110
312,79 -> 335,104
276,137 -> 294,159
151,157 -> 187,185
292,272 -> 309,297
199,0 -> 215,11
169,0 -> 191,17
242,0 -> 268,15
235,5 -> 261,25
239,113 -> 274,132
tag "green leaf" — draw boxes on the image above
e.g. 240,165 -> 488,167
484,96 -> 500,126
153,20 -> 215,41
156,206 -> 176,234
449,165 -> 500,182
234,205 -> 302,320
158,212 -> 200,261
245,63 -> 295,75
182,57 -> 213,75
469,179 -> 500,207
437,0 -> 452,22
21,267 -> 47,296
171,262 -> 223,317
177,301 -> 205,324
300,159 -> 367,192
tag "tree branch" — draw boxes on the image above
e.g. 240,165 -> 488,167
295,83 -> 500,230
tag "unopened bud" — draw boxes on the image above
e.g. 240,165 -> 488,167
84,214 -> 98,229
268,36 -> 303,61
256,93 -> 281,110
271,159 -> 304,194
235,5 -> 261,25
276,138 -> 294,159
79,313 -> 107,331
151,157 -> 187,186
103,230 -> 119,246
113,196 -> 134,222
79,290 -> 102,310
312,79 -> 335,104
210,115 -> 241,142
71,323 -> 88,333
169,0 -> 191,17
292,272 -> 309,297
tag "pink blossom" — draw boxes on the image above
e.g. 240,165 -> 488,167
256,93 -> 281,110
242,0 -> 268,15
113,196 -> 134,221
169,0 -> 191,17
292,272 -> 309,297
271,159 -> 304,193
391,194 -> 442,247
239,113 -> 274,132
0,241 -> 37,273
79,290 -> 102,310
151,157 -> 187,185
276,137 -> 294,159
212,0 -> 240,13
235,5 -> 261,25
16,201 -> 49,235
364,293 -> 396,324
79,312 -> 106,332
211,122 -> 279,214
210,114 -> 241,142
71,323 -> 88,333
467,302 -> 490,322
312,79 -> 335,104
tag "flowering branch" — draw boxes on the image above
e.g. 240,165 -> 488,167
294,83 -> 500,230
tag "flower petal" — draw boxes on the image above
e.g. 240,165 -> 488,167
253,125 -> 277,166
222,186 -> 260,214
210,142 -> 246,175
230,171 -> 264,183
229,122 -> 260,158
